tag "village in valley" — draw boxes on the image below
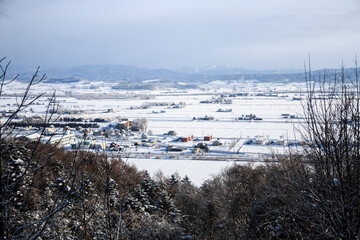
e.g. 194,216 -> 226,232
1,79 -> 307,185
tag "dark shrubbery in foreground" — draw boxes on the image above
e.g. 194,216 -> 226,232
1,141 -> 145,239
3,143 -> 359,239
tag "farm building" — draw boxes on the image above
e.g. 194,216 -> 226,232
117,120 -> 131,130
167,130 -> 177,136
254,137 -> 265,145
181,135 -> 194,142
16,133 -> 41,142
41,130 -> 76,145
204,136 -> 213,141
199,116 -> 215,120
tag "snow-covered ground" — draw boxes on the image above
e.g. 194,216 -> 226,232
1,80 -> 307,186
124,157 -> 263,186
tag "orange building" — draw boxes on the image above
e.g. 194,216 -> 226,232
181,137 -> 190,142
181,135 -> 194,142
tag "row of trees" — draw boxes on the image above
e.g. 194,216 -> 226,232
1,57 -> 360,239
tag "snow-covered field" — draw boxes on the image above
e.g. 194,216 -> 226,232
124,158 -> 263,185
1,80 -> 307,185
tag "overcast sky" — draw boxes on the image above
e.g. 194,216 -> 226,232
0,0 -> 359,70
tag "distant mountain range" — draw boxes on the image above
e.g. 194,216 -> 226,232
9,64 -> 359,89
176,65 -> 303,75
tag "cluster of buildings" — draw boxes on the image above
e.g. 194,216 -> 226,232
11,116 -> 148,151
200,96 -> 233,104
180,135 -> 213,143
217,108 -> 232,112
129,102 -> 186,110
194,115 -> 215,121
281,113 -> 297,119
237,114 -> 262,120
